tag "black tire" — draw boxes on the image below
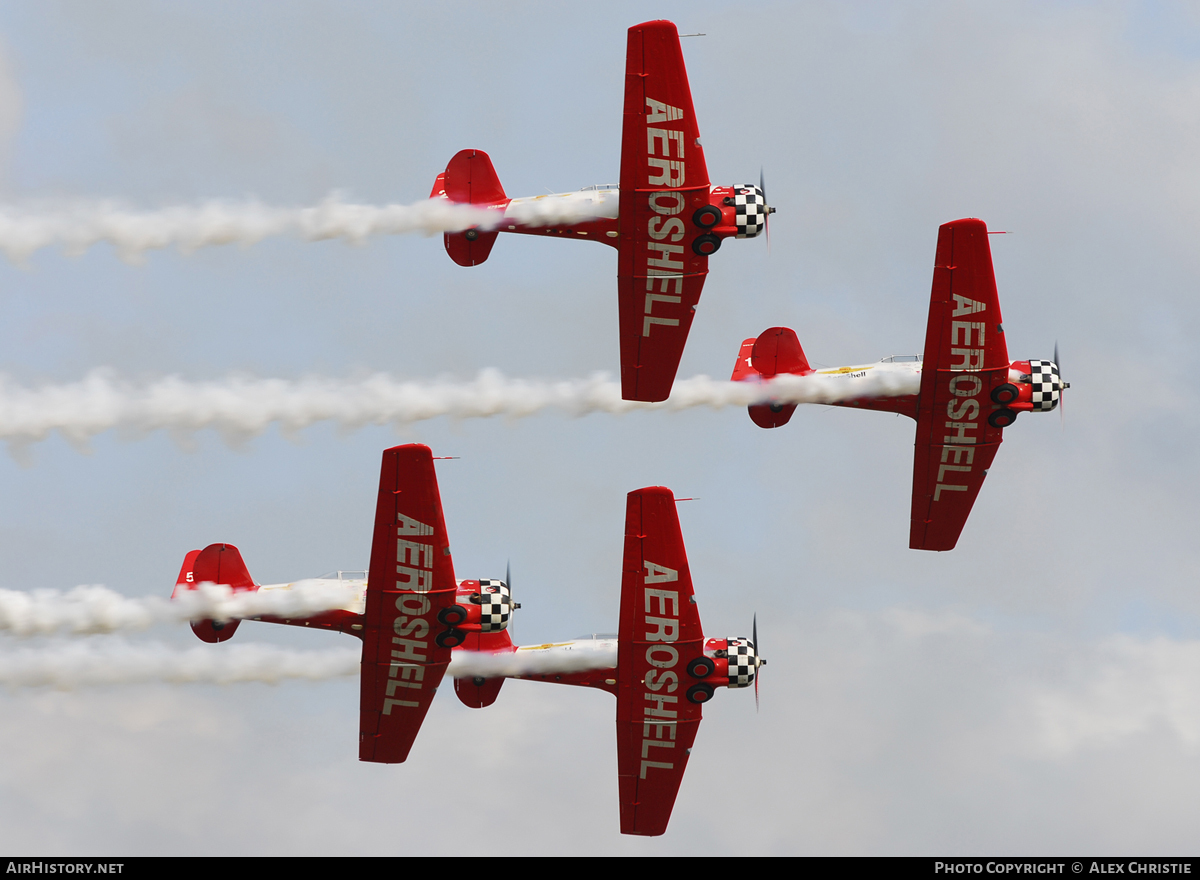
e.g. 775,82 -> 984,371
686,657 -> 715,678
990,383 -> 1020,405
437,605 -> 468,626
435,629 -> 465,649
988,408 -> 1017,428
692,234 -> 721,256
686,683 -> 715,704
464,229 -> 479,241
692,205 -> 722,228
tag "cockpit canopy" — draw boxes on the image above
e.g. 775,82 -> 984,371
316,570 -> 367,582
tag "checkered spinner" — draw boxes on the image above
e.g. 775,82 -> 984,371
733,185 -> 767,239
726,637 -> 759,688
476,578 -> 512,632
1028,360 -> 1062,412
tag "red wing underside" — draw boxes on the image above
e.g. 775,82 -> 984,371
359,445 -> 458,763
911,219 -> 1010,551
617,21 -> 712,402
616,487 -> 705,836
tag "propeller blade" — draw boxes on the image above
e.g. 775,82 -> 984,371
753,613 -> 760,712
760,168 -> 770,255
1054,340 -> 1066,428
506,559 -> 514,637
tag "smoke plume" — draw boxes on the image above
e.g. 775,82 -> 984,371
0,368 -> 919,453
0,582 -> 362,637
0,640 -> 361,688
0,192 -> 616,264
449,642 -> 617,678
0,641 -> 615,689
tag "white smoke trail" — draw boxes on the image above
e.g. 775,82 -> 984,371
0,582 -> 362,637
0,641 -> 614,689
450,642 -> 617,678
0,640 -> 361,688
0,368 -> 919,452
0,192 -> 616,264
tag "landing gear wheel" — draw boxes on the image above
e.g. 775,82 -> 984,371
988,408 -> 1017,428
692,234 -> 721,256
686,683 -> 715,704
437,605 -> 468,626
435,629 -> 466,649
990,383 -> 1020,405
686,657 -> 715,678
464,229 -> 479,241
692,205 -> 722,228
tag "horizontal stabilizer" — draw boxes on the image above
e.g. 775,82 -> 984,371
748,401 -> 797,429
751,327 -> 811,377
453,630 -> 514,708
737,328 -> 808,429
444,230 -> 499,267
442,149 -> 507,205
182,543 -> 257,643
439,149 -> 507,267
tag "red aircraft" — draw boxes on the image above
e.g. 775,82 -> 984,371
731,218 -> 1068,551
172,444 -> 763,836
430,19 -> 774,403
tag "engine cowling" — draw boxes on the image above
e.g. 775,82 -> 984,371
1006,359 -> 1066,412
452,578 -> 515,633
702,636 -> 762,689
700,184 -> 770,240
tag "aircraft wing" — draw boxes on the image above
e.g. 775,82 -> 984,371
359,444 -> 458,762
910,219 -> 1010,551
617,20 -> 712,402
615,487 -> 705,836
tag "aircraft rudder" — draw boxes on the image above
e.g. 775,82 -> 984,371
730,337 -> 758,382
438,150 -> 506,267
737,327 -> 806,429
177,542 -> 257,643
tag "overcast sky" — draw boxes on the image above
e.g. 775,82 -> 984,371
0,0 -> 1198,856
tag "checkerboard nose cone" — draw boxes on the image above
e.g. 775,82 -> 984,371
474,578 -> 513,632
733,184 -> 769,239
1028,359 -> 1063,412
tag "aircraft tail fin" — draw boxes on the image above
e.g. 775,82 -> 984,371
174,543 -> 258,644
730,338 -> 758,382
733,327 -> 811,429
438,149 -> 506,267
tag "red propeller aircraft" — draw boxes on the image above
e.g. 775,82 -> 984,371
172,444 -> 763,836
430,19 -> 774,403
731,218 -> 1068,551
